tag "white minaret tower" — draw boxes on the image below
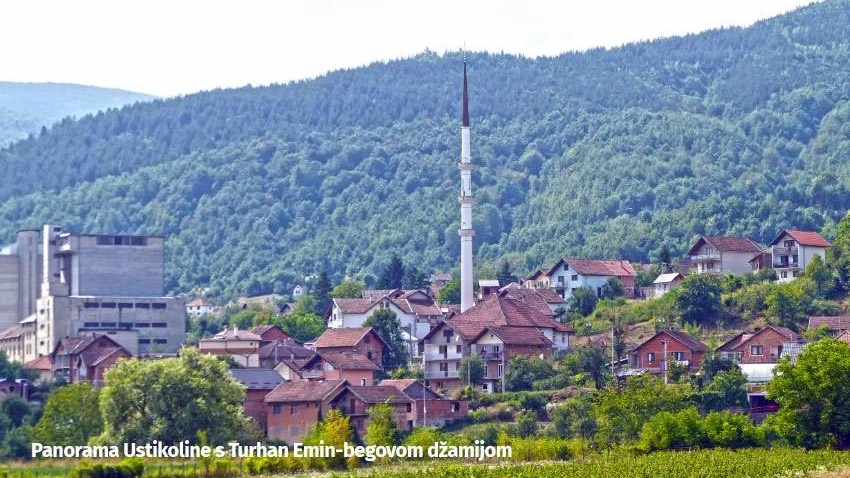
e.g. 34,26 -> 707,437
459,60 -> 475,312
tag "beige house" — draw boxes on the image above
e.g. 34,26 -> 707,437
687,236 -> 761,275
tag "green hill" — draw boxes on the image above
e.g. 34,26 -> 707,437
0,82 -> 155,146
1,1 -> 849,298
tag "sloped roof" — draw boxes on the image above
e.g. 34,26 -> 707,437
204,327 -> 262,342
187,298 -> 213,307
314,327 -> 388,349
264,380 -> 346,403
379,379 -> 442,400
333,298 -> 376,314
688,236 -> 761,255
525,269 -> 548,281
716,326 -> 803,352
361,289 -> 403,301
319,351 -> 381,371
636,329 -> 708,352
473,326 -> 553,346
547,258 -> 636,277
653,273 -> 684,285
53,333 -> 126,357
808,316 -> 850,332
344,385 -> 413,404
259,341 -> 315,360
771,229 -> 832,248
24,355 -> 53,371
81,347 -> 129,367
229,369 -> 283,390
0,326 -> 23,340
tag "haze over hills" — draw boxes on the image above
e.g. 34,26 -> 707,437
0,0 -> 849,298
0,82 -> 155,147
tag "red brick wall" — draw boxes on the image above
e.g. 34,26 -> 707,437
244,389 -> 271,432
412,399 -> 468,426
259,328 -> 290,343
328,390 -> 414,435
317,339 -> 383,366
266,400 -> 322,443
735,329 -> 792,363
632,334 -> 702,372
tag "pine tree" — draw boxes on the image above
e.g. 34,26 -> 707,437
660,244 -> 672,272
313,271 -> 332,315
497,261 -> 518,286
378,255 -> 405,289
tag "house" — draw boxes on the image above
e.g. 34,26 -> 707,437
250,324 -> 292,344
273,352 -> 326,381
51,333 -> 131,385
499,287 -> 566,315
327,385 -> 415,435
258,341 -> 316,369
419,293 -> 574,394
264,380 -> 347,443
523,269 -> 550,289
229,368 -> 283,433
186,298 -> 215,317
470,326 -> 554,393
716,326 -> 804,364
317,351 -> 381,386
312,327 -> 386,366
0,378 -> 33,400
23,355 -> 53,383
478,280 -> 501,298
652,273 -> 684,298
687,236 -> 761,275
838,330 -> 850,346
0,326 -> 24,362
749,252 -> 773,273
531,258 -> 637,299
327,290 -> 443,358
807,316 -> 850,337
379,379 -> 468,427
629,330 -> 708,374
429,273 -> 453,298
768,230 -> 832,282
198,326 -> 263,367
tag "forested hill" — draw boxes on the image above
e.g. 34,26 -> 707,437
0,82 -> 155,147
1,0 -> 850,298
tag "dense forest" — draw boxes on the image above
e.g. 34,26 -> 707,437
1,1 -> 850,298
0,82 -> 154,146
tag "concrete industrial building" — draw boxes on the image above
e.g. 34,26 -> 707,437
0,225 -> 184,363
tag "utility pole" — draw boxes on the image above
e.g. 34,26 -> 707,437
662,338 -> 668,386
611,322 -> 615,377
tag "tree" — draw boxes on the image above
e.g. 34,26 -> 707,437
601,277 -> 626,299
458,355 -> 486,386
377,255 -> 405,289
34,383 -> 102,445
702,369 -> 748,411
273,296 -> 326,342
313,271 -> 332,315
568,286 -> 598,317
505,356 -> 555,391
659,244 -> 672,272
768,339 -> 850,448
552,396 -> 597,439
99,348 -> 253,444
802,254 -> 833,298
765,280 -> 811,326
303,409 -> 353,470
496,261 -> 518,286
331,280 -> 364,298
514,410 -> 537,437
675,274 -> 722,325
402,265 -> 429,290
561,346 -> 609,389
365,402 -> 397,448
436,278 -> 461,304
363,309 -> 408,371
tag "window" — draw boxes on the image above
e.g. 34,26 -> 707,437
101,302 -> 116,309
672,352 -> 685,361
118,322 -> 132,329
456,345 -> 462,354
152,323 -> 167,328
360,378 -> 366,386
83,322 -> 99,328
290,405 -> 298,415
135,323 -> 150,328
139,339 -> 151,344
571,275 -> 578,281
135,303 -> 151,309
118,303 -> 133,309
781,271 -> 788,279
439,345 -> 447,355
154,339 -> 167,344
364,335 -> 370,343
793,271 -> 800,278
406,403 -> 412,413
557,275 -> 564,284
100,322 -> 116,328
751,345 -> 764,356
131,237 -> 147,246
647,352 -> 656,363
367,351 -> 373,360
272,405 -> 282,415
439,362 -> 448,371
152,303 -> 167,309
497,363 -> 503,377
83,302 -> 100,308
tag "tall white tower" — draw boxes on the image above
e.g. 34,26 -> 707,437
459,60 -> 475,312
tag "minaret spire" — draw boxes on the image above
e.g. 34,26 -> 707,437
458,57 -> 475,312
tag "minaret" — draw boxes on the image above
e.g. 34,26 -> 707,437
459,59 -> 475,312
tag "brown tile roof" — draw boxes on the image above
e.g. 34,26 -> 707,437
53,333 -> 127,357
229,369 -> 284,390
636,330 -> 708,352
525,269 -> 548,281
205,327 -> 262,341
473,326 -> 553,346
264,380 -> 346,403
314,327 -> 388,349
547,258 -> 636,278
24,355 -> 52,371
717,326 -> 803,352
259,341 -> 315,360
81,347 -> 129,367
187,298 -> 213,307
0,326 -> 23,340
808,316 -> 850,332
333,298 -> 376,314
319,351 -> 381,371
345,385 -> 413,404
773,229 -> 832,248
361,289 -> 403,301
688,236 -> 761,255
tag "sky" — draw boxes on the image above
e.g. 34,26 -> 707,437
0,0 -> 820,98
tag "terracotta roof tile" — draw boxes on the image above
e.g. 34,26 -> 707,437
808,316 -> 850,332
319,351 -> 382,371
346,385 -> 413,404
333,298 -> 376,314
314,327 -> 387,348
547,258 -> 636,277
264,380 -> 345,402
186,298 -> 213,307
773,230 -> 832,248
688,236 -> 761,255
473,326 -> 553,346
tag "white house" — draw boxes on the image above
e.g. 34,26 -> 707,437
687,236 -> 762,275
652,272 -> 684,298
186,298 -> 215,317
530,258 -> 637,300
768,229 -> 831,282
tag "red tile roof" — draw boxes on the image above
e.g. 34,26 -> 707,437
772,230 -> 832,248
333,298 -> 376,314
688,236 -> 761,255
547,258 -> 636,278
264,380 -> 346,403
24,355 -> 52,371
808,316 -> 850,332
318,351 -> 382,371
186,298 -> 213,307
716,325 -> 803,352
635,330 -> 708,352
473,326 -> 553,346
204,327 -> 262,341
345,385 -> 413,404
314,327 -> 388,349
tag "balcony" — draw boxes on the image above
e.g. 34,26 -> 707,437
772,246 -> 798,256
424,352 -> 462,361
773,262 -> 799,269
424,370 -> 459,379
300,370 -> 324,379
477,351 -> 504,361
691,253 -> 720,261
